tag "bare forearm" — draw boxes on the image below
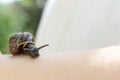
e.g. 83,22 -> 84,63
0,46 -> 120,80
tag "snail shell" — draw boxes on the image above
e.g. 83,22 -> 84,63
9,32 -> 49,58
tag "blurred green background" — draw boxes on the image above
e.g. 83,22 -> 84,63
0,0 -> 46,54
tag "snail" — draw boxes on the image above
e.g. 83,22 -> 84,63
9,32 -> 49,58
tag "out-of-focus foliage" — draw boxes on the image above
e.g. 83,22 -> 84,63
13,0 -> 43,35
0,5 -> 28,54
0,0 -> 46,53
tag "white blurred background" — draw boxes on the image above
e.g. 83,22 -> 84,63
36,0 -> 120,52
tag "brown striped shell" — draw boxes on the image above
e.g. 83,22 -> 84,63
9,32 -> 35,56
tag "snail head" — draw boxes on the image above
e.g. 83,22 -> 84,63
23,44 -> 49,58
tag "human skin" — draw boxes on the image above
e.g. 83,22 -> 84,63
0,46 -> 120,80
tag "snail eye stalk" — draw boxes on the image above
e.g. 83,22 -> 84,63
37,44 -> 49,50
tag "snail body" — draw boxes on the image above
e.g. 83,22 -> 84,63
9,32 -> 49,58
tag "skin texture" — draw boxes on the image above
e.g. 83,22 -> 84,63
0,45 -> 120,80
